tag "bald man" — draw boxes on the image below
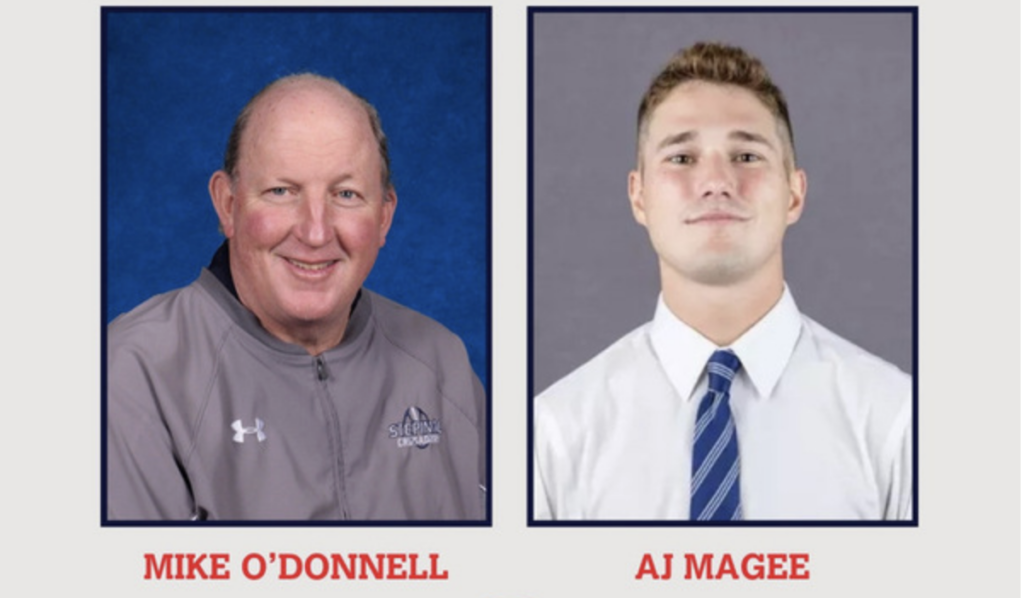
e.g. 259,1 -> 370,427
107,74 -> 486,521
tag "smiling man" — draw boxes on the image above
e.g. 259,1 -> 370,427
533,43 -> 912,521
107,74 -> 486,521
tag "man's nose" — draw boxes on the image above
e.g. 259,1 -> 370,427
295,194 -> 331,246
697,155 -> 736,197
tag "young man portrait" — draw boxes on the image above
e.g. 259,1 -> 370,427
531,13 -> 914,522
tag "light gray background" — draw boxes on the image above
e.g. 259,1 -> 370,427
532,11 -> 914,395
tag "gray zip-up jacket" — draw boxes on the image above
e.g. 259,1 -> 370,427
106,268 -> 486,521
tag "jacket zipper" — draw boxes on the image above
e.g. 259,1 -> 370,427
316,355 -> 327,381
315,355 -> 350,519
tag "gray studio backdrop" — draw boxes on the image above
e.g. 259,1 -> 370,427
531,10 -> 914,395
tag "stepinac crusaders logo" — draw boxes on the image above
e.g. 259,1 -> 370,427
388,407 -> 442,449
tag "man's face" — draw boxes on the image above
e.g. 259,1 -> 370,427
210,81 -> 395,348
629,81 -> 805,289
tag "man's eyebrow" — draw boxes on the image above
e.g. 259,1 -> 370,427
329,173 -> 357,186
262,176 -> 299,187
655,129 -> 779,152
728,129 -> 776,150
656,130 -> 697,151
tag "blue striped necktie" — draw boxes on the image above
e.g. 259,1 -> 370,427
690,349 -> 742,521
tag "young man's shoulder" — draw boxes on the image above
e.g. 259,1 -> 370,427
535,322 -> 660,414
800,314 -> 911,390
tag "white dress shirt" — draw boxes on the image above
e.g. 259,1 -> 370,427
533,287 -> 912,521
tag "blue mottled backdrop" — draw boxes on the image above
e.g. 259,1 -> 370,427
102,8 -> 490,386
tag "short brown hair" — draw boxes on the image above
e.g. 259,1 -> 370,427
637,42 -> 796,167
222,73 -> 393,192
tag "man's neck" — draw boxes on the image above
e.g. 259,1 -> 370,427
265,317 -> 349,357
660,264 -> 785,347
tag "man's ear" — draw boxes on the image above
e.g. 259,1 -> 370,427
378,188 -> 398,247
786,168 -> 807,225
209,170 -> 236,237
628,169 -> 648,227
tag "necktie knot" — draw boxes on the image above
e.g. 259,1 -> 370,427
706,349 -> 740,395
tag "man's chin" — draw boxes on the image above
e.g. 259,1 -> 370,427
675,257 -> 754,287
283,304 -> 349,325
266,292 -> 348,322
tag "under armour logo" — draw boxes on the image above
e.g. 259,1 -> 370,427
231,418 -> 266,443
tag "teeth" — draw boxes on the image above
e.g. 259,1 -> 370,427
287,259 -> 332,271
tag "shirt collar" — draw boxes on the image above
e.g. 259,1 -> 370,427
649,285 -> 802,401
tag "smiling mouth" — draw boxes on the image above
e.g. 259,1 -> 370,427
284,257 -> 338,271
686,213 -> 749,224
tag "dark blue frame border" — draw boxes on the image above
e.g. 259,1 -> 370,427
526,5 -> 919,528
100,5 -> 493,528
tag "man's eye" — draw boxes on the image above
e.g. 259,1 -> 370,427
734,153 -> 760,163
669,154 -> 694,164
336,190 -> 358,200
269,187 -> 289,196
